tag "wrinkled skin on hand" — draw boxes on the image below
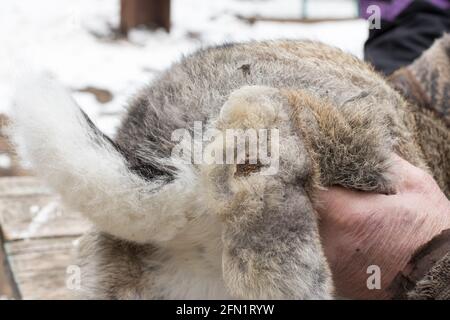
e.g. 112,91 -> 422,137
316,154 -> 450,299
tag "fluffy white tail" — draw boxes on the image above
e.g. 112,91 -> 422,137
10,74 -> 196,243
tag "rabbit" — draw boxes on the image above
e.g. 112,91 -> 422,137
10,38 -> 449,299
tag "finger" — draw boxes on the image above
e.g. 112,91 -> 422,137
314,154 -> 432,220
314,186 -> 389,222
386,154 -> 434,193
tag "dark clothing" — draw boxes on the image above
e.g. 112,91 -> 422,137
388,230 -> 450,299
361,0 -> 450,75
359,1 -> 450,299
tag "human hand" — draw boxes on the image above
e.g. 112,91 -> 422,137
315,155 -> 450,299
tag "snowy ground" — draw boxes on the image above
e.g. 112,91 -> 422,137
0,0 -> 368,137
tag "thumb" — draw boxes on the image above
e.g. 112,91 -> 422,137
314,186 -> 387,222
385,154 -> 434,193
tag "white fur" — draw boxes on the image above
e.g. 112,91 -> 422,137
9,74 -> 198,243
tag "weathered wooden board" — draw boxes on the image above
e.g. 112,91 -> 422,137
0,227 -> 21,299
0,176 -> 52,197
0,194 -> 90,241
5,236 -> 79,300
0,114 -> 31,177
0,177 -> 91,299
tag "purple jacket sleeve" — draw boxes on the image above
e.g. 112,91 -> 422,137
359,0 -> 450,21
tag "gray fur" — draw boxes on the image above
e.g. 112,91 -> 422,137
11,39 -> 449,299
78,40 -> 448,299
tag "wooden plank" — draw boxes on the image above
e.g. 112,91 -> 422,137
235,14 -> 359,25
0,194 -> 91,241
0,177 -> 90,241
120,0 -> 171,33
5,236 -> 79,300
0,227 -> 21,299
0,176 -> 90,299
0,114 -> 31,177
0,177 -> 52,197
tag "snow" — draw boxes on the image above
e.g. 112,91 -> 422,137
0,0 -> 368,136
0,154 -> 12,169
19,201 -> 60,239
